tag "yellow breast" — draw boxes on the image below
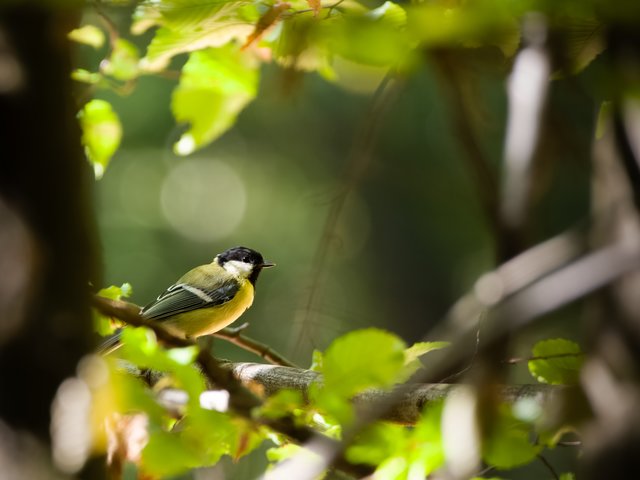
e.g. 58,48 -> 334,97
163,280 -> 255,338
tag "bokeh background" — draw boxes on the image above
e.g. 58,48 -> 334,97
84,8 -> 595,371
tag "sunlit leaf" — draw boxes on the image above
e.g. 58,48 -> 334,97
528,338 -> 584,385
93,283 -> 133,335
171,45 -> 259,155
406,1 -> 521,58
327,2 -> 411,67
137,0 -> 259,71
119,328 -> 206,402
102,38 -> 140,81
347,423 -> 407,465
142,430 -> 201,477
322,328 -> 406,398
68,24 -> 105,48
482,404 -> 541,469
309,349 -> 323,372
72,69 -> 103,85
400,341 -> 450,381
98,283 -> 133,301
259,389 -> 305,420
78,99 -> 122,179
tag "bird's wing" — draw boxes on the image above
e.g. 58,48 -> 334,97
141,279 -> 239,321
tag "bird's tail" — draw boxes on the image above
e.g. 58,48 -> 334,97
97,330 -> 123,355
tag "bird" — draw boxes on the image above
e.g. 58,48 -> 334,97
99,246 -> 274,353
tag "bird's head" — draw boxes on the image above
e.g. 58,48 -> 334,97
216,246 -> 275,285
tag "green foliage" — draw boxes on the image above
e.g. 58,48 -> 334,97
528,338 -> 584,385
68,24 -> 105,48
346,402 -> 445,479
93,283 -> 132,335
401,341 -> 450,381
171,45 -> 259,155
78,99 -> 122,178
321,328 -> 405,397
102,39 -> 141,81
482,404 -> 541,469
120,328 -> 205,402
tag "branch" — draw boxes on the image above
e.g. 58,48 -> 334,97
92,296 -> 297,367
91,296 -> 372,478
223,362 -> 563,425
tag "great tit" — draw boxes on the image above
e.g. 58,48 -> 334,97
100,246 -> 274,353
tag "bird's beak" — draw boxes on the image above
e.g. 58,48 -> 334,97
260,262 -> 276,268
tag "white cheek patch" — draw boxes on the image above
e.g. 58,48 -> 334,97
223,260 -> 253,277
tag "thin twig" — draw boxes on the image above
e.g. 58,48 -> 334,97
213,326 -> 299,368
504,352 -> 586,365
537,453 -> 560,480
291,72 -> 403,356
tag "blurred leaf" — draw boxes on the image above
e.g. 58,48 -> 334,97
98,283 -> 133,301
142,430 -> 202,477
561,16 -> 605,74
272,11 -> 332,73
560,473 -> 576,480
102,38 -> 140,81
68,24 -> 105,48
310,349 -> 323,371
266,442 -> 303,462
482,404 -> 541,469
595,100 -> 612,139
400,341 -> 450,381
528,338 -> 584,385
78,99 -> 122,179
346,423 -> 407,465
406,1 -> 520,58
171,45 -> 259,155
411,401 -> 445,476
242,2 -> 291,50
119,328 -> 206,402
137,0 -> 259,71
94,283 -> 133,335
327,2 -> 411,67
260,389 -> 305,420
322,328 -> 406,398
71,68 -> 103,85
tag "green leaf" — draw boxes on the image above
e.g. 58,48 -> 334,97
142,430 -> 202,477
528,338 -> 584,385
138,0 -> 259,71
260,389 -> 305,420
78,99 -> 122,179
119,328 -> 206,403
482,404 -> 541,469
406,1 -> 521,58
400,341 -> 450,381
68,25 -> 105,48
97,283 -> 133,301
322,328 -> 406,398
71,69 -> 103,85
93,283 -> 133,335
411,401 -> 445,476
327,3 -> 411,67
309,349 -> 323,372
347,423 -> 407,466
102,38 -> 140,81
171,45 -> 259,155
